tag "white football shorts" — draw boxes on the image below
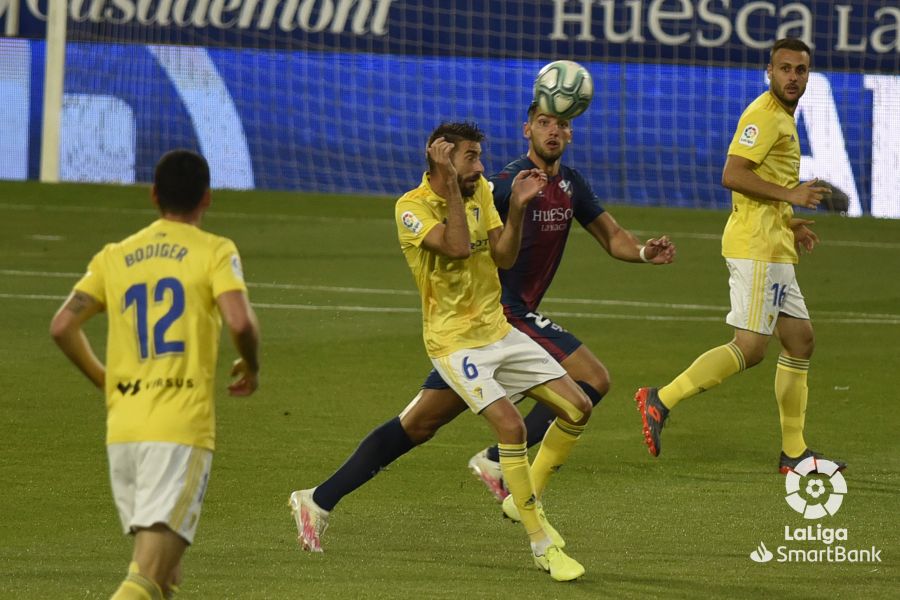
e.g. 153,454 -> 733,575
725,258 -> 810,335
107,442 -> 212,545
430,327 -> 567,414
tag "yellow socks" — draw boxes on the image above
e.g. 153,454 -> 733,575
775,354 -> 810,457
526,383 -> 587,425
658,342 -> 745,409
110,565 -> 163,600
498,442 -> 544,544
531,419 -> 585,499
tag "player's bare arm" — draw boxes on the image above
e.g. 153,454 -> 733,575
49,290 -> 106,389
585,212 -> 676,264
421,137 -> 471,259
790,218 -> 819,254
489,168 -> 547,268
216,290 -> 261,396
722,155 -> 828,209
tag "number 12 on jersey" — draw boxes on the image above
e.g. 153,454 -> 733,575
124,277 -> 186,359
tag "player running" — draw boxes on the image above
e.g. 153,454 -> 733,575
290,110 -> 674,575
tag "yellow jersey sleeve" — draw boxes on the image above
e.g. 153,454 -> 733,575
211,239 -> 248,298
397,195 -> 439,249
727,106 -> 779,165
74,247 -> 109,304
483,190 -> 503,232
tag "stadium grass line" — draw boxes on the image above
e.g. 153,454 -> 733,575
544,297 -> 900,321
0,269 -> 422,296
253,302 -> 418,314
0,293 -> 741,322
595,227 -> 900,249
2,292 -> 898,325
0,202 -> 389,225
3,268 -> 900,322
0,292 -> 420,316
4,201 -> 898,249
249,282 -> 417,296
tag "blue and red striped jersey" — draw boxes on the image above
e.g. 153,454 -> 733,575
490,155 -> 605,311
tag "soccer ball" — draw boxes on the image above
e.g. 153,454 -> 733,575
532,60 -> 593,120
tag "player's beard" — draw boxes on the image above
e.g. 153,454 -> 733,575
772,82 -> 803,109
458,175 -> 479,197
534,141 -> 564,165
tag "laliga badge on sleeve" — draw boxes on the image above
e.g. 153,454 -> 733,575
739,124 -> 759,147
401,211 -> 424,235
231,254 -> 244,281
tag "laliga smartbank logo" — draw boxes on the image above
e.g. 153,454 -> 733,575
749,456 -> 881,564
784,456 -> 846,519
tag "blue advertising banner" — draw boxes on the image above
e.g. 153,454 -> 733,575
3,40 -> 888,215
1,3 -> 897,215
3,1 -> 899,72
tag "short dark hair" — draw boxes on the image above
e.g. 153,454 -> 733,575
770,37 -> 812,63
426,122 -> 485,172
154,150 -> 210,214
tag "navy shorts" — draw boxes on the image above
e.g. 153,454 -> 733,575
422,304 -> 582,389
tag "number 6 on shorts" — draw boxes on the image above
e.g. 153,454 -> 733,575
462,356 -> 479,380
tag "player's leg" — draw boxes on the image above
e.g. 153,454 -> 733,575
110,443 -> 209,598
562,344 -> 610,405
525,375 -> 591,500
517,346 -> 605,456
435,338 -> 584,580
506,308 -> 606,448
656,257 -> 779,411
472,309 -> 606,500
772,282 -> 845,473
480,397 -> 581,579
166,562 -> 183,598
111,566 -> 163,600
490,328 -> 592,501
635,259 -> 776,456
509,377 -> 588,581
309,385 -> 464,510
432,350 -> 544,545
472,348 -> 605,501
514,348 -> 606,449
290,377 -> 466,551
655,334 -> 756,410
635,327 -> 767,457
400,382 -> 469,444
112,525 -> 187,599
773,314 -> 813,459
480,397 -> 539,539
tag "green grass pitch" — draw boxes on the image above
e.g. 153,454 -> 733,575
0,181 -> 898,598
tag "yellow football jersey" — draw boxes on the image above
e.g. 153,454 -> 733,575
74,219 -> 247,450
396,173 -> 510,358
722,91 -> 800,264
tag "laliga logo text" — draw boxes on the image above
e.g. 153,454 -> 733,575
749,456 -> 882,564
